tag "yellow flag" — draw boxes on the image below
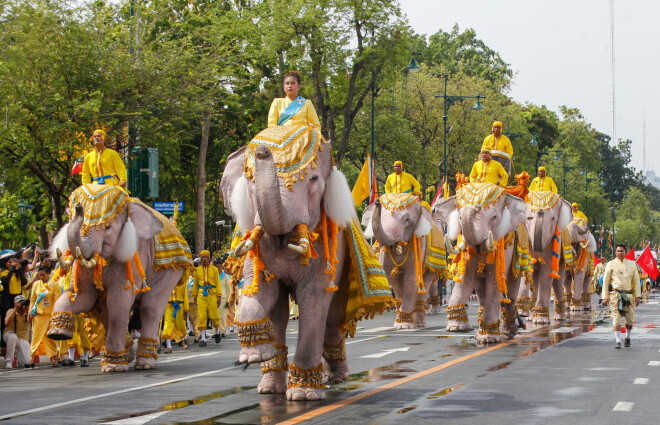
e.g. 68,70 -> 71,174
352,156 -> 371,207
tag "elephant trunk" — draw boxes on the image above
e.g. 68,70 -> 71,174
253,145 -> 289,235
532,211 -> 545,252
372,200 -> 397,247
460,207 -> 480,247
67,204 -> 94,260
576,223 -> 589,235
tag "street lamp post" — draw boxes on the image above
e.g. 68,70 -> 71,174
434,73 -> 484,193
504,132 -> 540,147
17,200 -> 34,246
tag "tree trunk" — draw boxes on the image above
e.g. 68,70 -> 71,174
39,224 -> 49,249
196,110 -> 212,254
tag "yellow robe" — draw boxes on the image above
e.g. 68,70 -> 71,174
162,282 -> 189,341
267,98 -> 321,129
529,176 -> 558,193
57,270 -> 91,353
385,172 -> 420,194
481,134 -> 513,160
0,270 -> 24,295
193,264 -> 221,330
573,209 -> 588,222
29,279 -> 61,358
81,147 -> 127,186
469,160 -> 508,187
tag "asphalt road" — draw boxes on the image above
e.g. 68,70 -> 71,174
1,293 -> 659,425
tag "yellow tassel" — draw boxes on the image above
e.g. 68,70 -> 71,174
391,266 -> 399,277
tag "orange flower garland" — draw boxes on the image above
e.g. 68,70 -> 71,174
413,236 -> 426,294
495,238 -> 510,303
550,225 -> 561,279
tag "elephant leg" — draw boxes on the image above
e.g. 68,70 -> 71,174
236,258 -> 277,364
551,272 -> 566,321
259,284 -> 289,394
502,275 -> 522,340
134,269 -> 183,370
532,261 -> 554,325
428,274 -> 443,313
47,270 -> 99,341
395,270 -> 416,330
582,275 -> 593,310
287,275 -> 332,401
517,277 -> 531,317
413,272 -> 434,326
446,259 -> 476,332
323,260 -> 349,385
475,275 -> 503,345
562,274 -> 573,311
100,281 -> 135,373
571,271 -> 586,312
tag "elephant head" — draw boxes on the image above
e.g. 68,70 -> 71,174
52,187 -> 163,270
221,126 -> 355,248
566,219 -> 597,251
433,183 -> 530,254
362,193 -> 432,248
525,192 -> 572,253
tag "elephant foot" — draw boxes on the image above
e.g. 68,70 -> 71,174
430,304 -> 442,313
570,305 -> 584,312
287,363 -> 325,401
583,303 -> 592,311
237,318 -> 276,363
532,316 -> 550,326
134,357 -> 157,370
258,370 -> 287,394
394,311 -> 415,330
474,332 -> 504,345
446,319 -> 471,332
553,313 -> 566,321
413,311 -> 427,328
47,313 -> 76,340
101,363 -> 129,373
324,360 -> 349,384
126,334 -> 136,364
502,322 -> 517,339
46,326 -> 73,341
286,386 -> 326,401
517,309 -> 529,317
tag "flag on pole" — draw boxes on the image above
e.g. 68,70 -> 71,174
625,248 -> 636,261
637,245 -> 659,280
608,231 -> 613,249
351,155 -> 377,207
71,156 -> 85,175
593,254 -> 600,267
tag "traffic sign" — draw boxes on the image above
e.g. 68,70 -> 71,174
153,202 -> 184,215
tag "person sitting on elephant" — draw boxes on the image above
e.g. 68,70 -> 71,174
192,250 -> 222,346
162,277 -> 189,352
385,160 -> 421,196
267,71 -> 321,129
28,266 -> 62,367
481,121 -> 513,175
529,166 -> 558,193
469,148 -> 508,187
81,129 -> 127,188
571,202 -> 588,223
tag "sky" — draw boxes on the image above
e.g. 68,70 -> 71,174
400,0 -> 659,174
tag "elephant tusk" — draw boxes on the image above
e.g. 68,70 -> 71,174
235,240 -> 254,257
486,231 -> 495,252
56,248 -> 69,271
287,243 -> 307,254
456,240 -> 467,253
75,246 -> 97,268
445,235 -> 465,255
580,240 -> 588,249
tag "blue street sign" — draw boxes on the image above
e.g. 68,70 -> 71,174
153,202 -> 184,214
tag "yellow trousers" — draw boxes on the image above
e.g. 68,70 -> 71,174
609,293 -> 635,330
197,295 -> 220,330
218,297 -> 229,333
59,314 -> 92,354
162,303 -> 187,341
31,314 -> 57,359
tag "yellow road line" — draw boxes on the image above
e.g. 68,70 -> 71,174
278,328 -> 544,424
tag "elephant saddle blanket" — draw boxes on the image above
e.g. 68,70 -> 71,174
425,222 -> 447,276
341,220 -> 396,337
456,183 -> 503,209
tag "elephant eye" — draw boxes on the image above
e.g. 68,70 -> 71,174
310,175 -> 319,182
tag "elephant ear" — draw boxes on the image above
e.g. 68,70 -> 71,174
220,146 -> 254,227
493,194 -> 529,240
432,196 -> 458,240
362,202 -> 377,239
128,202 -> 163,240
558,199 -> 572,231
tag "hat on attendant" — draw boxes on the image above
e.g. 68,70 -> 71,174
571,203 -> 578,208
480,147 -> 491,153
538,166 -> 546,172
93,129 -> 106,139
199,250 -> 211,258
492,121 -> 503,128
393,160 -> 403,167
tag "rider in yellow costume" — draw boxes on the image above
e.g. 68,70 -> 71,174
193,250 -> 221,346
469,148 -> 508,187
481,121 -> 513,175
267,71 -> 321,129
529,166 -> 558,193
385,161 -> 421,195
81,129 -> 128,188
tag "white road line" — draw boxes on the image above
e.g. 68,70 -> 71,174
361,326 -> 393,333
360,347 -> 410,359
0,365 -> 238,421
648,361 -> 660,366
158,351 -> 223,364
612,402 -> 634,412
633,378 -> 650,385
346,336 -> 385,345
551,327 -> 579,333
102,411 -> 169,425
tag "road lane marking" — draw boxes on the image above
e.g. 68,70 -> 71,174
612,402 -> 634,412
648,361 -> 660,366
633,378 -> 649,385
101,411 -> 169,424
158,351 -> 223,364
277,328 -> 546,425
360,347 -> 409,358
361,327 -> 392,333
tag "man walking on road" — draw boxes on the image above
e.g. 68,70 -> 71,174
602,244 -> 641,349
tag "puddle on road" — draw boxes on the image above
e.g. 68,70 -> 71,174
487,362 -> 512,372
396,405 -> 418,414
427,383 -> 467,399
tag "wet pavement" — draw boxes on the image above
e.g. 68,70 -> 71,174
1,292 -> 659,424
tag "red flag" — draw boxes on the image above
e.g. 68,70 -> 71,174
71,156 -> 84,176
637,246 -> 659,281
594,254 -> 600,266
625,248 -> 635,261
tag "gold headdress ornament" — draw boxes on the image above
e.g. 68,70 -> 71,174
393,160 -> 403,167
492,121 -> 503,128
69,184 -> 130,236
380,192 -> 419,215
456,183 -> 504,210
244,125 -> 327,191
480,147 -> 491,153
538,166 -> 546,172
571,202 -> 578,208
93,129 -> 106,139
199,250 -> 210,258
526,191 -> 560,212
